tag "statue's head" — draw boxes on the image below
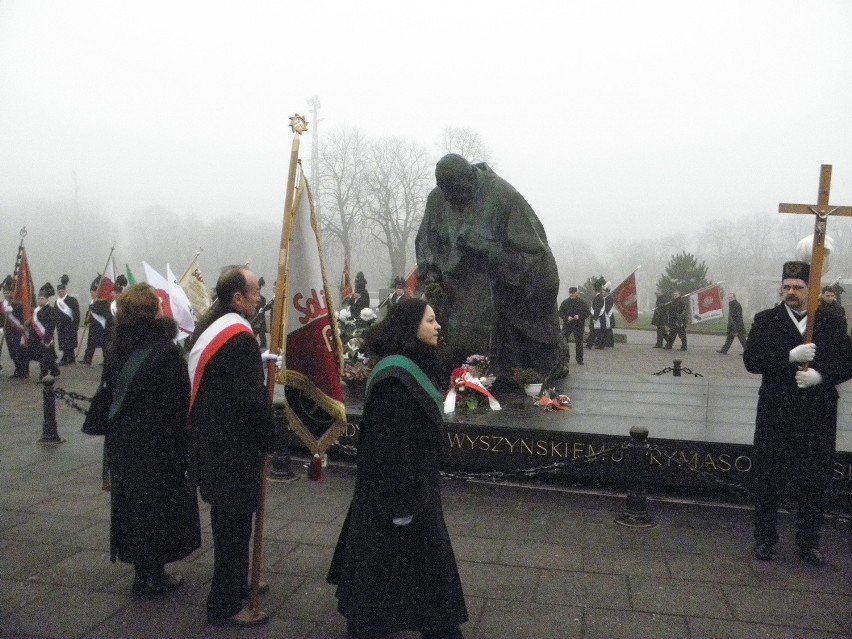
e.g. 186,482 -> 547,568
436,153 -> 477,208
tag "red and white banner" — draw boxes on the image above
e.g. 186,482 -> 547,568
611,272 -> 638,324
95,253 -> 117,302
689,284 -> 724,324
277,173 -> 346,454
12,244 -> 35,326
142,261 -> 174,318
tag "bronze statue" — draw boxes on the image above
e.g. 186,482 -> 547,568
415,153 -> 566,388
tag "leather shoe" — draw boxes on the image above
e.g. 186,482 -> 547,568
132,572 -> 184,598
799,547 -> 825,566
752,542 -> 775,561
209,605 -> 269,627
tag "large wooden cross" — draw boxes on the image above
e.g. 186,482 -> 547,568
779,164 -> 852,343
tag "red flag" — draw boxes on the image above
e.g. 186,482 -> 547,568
95,253 -> 117,302
689,284 -> 723,323
612,272 -> 638,323
277,173 -> 346,455
12,244 -> 35,325
403,266 -> 420,298
339,259 -> 353,302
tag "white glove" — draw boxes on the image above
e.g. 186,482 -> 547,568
795,369 -> 823,388
392,515 -> 413,526
260,350 -> 283,369
789,343 -> 816,363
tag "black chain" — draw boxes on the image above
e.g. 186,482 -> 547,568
647,442 -> 750,495
652,366 -> 703,377
52,387 -> 93,415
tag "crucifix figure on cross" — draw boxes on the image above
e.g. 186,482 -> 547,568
779,164 -> 852,344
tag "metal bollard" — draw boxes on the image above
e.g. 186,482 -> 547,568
615,426 -> 655,528
38,375 -> 63,444
672,359 -> 682,377
269,398 -> 297,482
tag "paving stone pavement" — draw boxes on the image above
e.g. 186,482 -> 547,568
2,333 -> 852,638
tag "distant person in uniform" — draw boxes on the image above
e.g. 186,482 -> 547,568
558,286 -> 589,365
350,272 -> 370,317
818,285 -> 846,333
651,290 -> 669,349
54,274 -> 81,365
744,261 -> 852,566
664,290 -> 688,351
2,276 -> 31,378
30,282 -> 60,379
251,276 -> 269,349
717,292 -> 747,354
82,276 -> 109,366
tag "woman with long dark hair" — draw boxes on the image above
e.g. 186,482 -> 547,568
102,283 -> 200,597
328,298 -> 467,639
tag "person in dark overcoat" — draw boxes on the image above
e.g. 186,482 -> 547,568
743,261 -> 852,566
2,277 -> 31,378
717,292 -> 747,354
664,290 -> 688,350
30,282 -> 60,379
651,290 -> 670,348
328,298 -> 468,639
187,266 -> 276,627
97,283 -> 200,596
558,286 -> 589,365
54,275 -> 81,365
82,276 -> 109,365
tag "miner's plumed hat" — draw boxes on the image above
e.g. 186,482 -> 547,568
568,286 -> 578,294
258,276 -> 265,288
782,261 -> 810,284
90,274 -> 101,292
115,274 -> 128,291
2,274 -> 12,291
593,282 -> 602,292
39,282 -> 55,298
57,274 -> 69,291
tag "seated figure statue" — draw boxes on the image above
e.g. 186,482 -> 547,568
415,153 -> 566,389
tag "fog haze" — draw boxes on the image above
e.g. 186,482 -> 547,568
2,0 -> 852,303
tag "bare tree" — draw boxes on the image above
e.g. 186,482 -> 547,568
317,127 -> 369,276
363,137 -> 433,282
440,126 -> 493,165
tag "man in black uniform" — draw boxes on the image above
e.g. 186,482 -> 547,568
30,282 -> 60,379
651,290 -> 669,348
82,276 -> 109,365
586,283 -> 604,350
54,274 -> 80,365
2,276 -> 30,378
818,285 -> 846,333
744,261 -> 852,566
664,290 -> 688,350
558,287 -> 589,365
717,292 -> 747,354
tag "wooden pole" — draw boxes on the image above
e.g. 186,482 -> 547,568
249,114 -> 307,615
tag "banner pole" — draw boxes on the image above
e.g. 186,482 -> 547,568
0,228 -> 28,363
249,114 -> 307,616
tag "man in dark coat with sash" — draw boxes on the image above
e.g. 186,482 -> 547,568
744,261 -> 852,566
415,153 -> 565,387
54,275 -> 80,365
187,266 -> 275,627
30,282 -> 60,379
558,286 -> 589,365
82,276 -> 109,366
2,276 -> 30,378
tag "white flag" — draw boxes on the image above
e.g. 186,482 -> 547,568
167,264 -> 196,340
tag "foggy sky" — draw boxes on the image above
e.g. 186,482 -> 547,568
2,0 -> 852,264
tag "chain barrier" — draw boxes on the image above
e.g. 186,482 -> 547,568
652,365 -> 703,377
52,387 -> 93,415
647,442 -> 750,495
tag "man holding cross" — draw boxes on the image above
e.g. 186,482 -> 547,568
743,261 -> 852,565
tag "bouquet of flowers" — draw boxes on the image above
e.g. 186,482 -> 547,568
338,307 -> 378,386
444,355 -> 501,413
537,388 -> 572,412
511,367 -> 546,385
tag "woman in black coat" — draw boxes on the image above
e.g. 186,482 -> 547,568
328,298 -> 468,639
100,284 -> 200,597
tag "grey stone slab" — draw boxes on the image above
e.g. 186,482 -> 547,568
0,577 -> 55,612
619,525 -> 703,554
688,617 -> 847,639
85,598 -> 207,639
0,508 -> 29,533
666,552 -> 761,585
748,550 -> 852,594
0,540 -> 78,580
0,488 -> 55,510
451,535 -> 505,563
473,598 -> 582,639
819,592 -> 852,636
724,584 -> 844,633
277,576 -> 344,623
535,570 -> 630,609
30,549 -> 130,591
583,548 -> 669,577
584,609 -> 688,639
268,520 -> 342,546
498,538 -> 582,571
630,576 -> 732,618
457,561 -> 539,602
9,585 -> 129,638
270,542 -> 332,576
3,512 -> 99,545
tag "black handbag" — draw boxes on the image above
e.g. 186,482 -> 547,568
81,380 -> 112,436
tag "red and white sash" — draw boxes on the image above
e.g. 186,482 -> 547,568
56,296 -> 73,320
188,313 -> 253,410
32,308 -> 47,341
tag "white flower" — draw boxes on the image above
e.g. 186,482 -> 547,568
338,307 -> 352,321
360,308 -> 377,322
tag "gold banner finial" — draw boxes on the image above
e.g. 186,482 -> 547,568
289,114 -> 308,134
